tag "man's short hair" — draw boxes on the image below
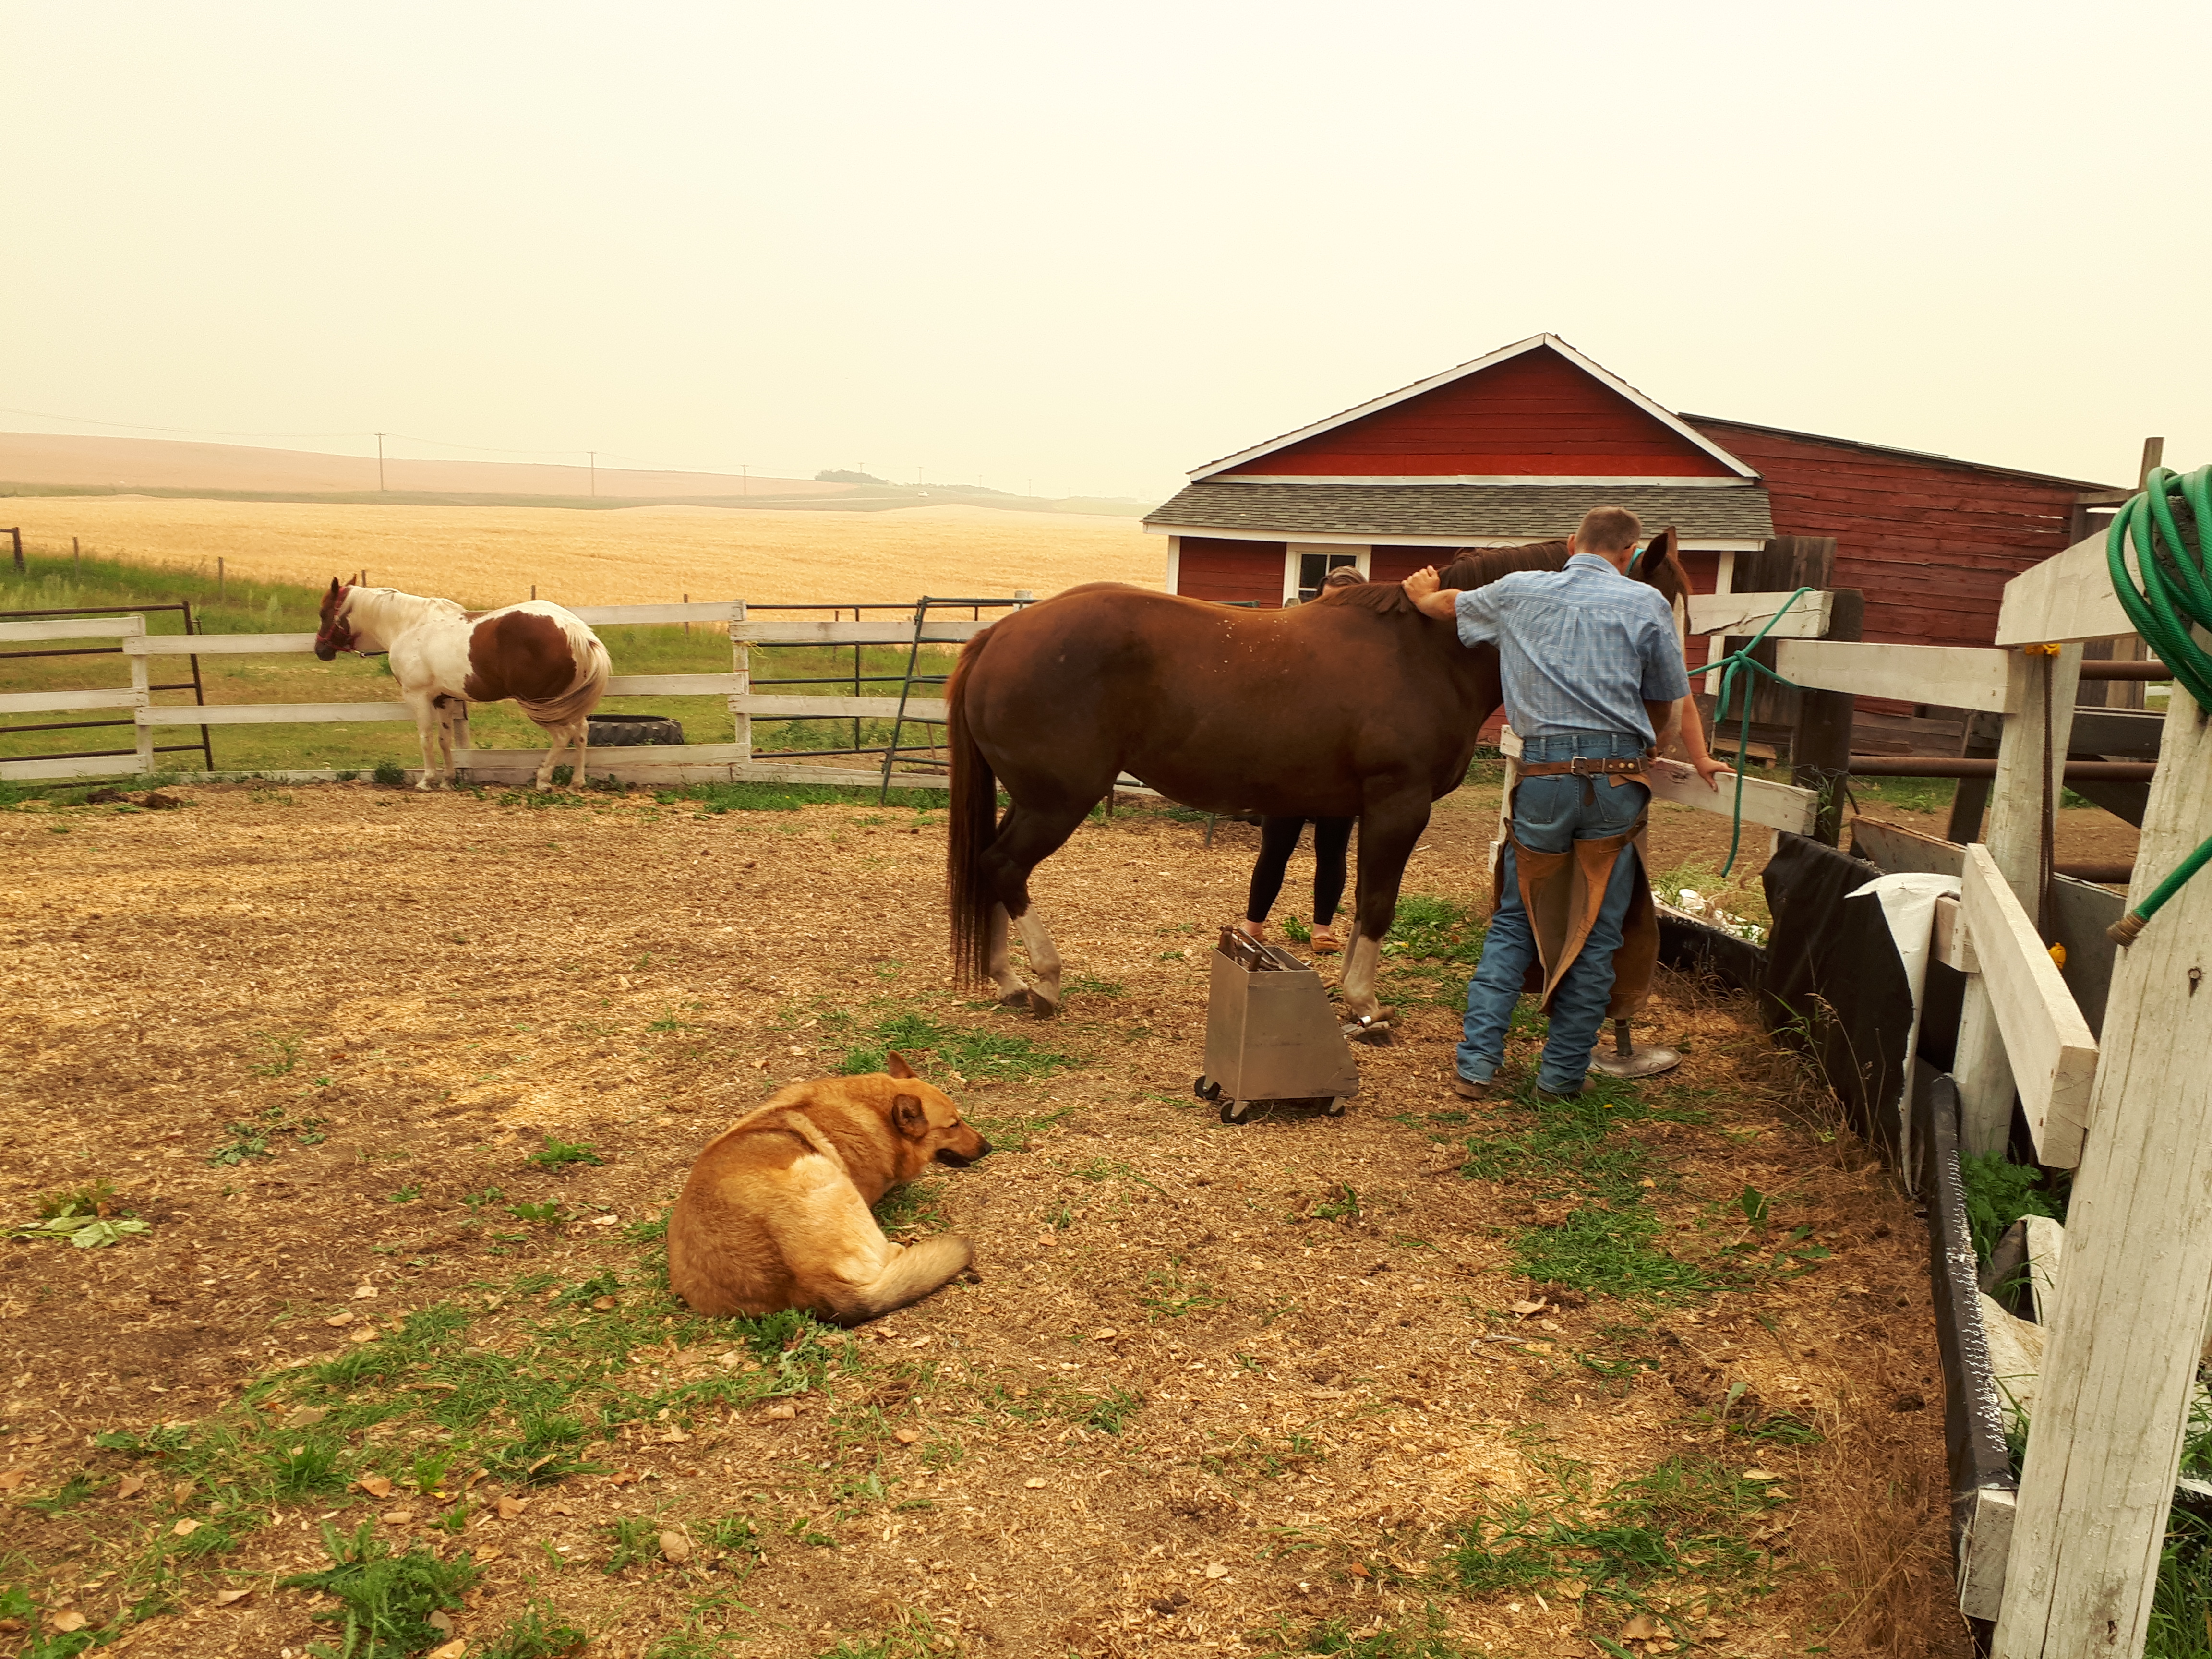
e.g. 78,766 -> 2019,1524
1573,506 -> 1643,555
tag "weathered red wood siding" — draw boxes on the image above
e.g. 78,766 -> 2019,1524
1687,419 -> 2093,650
1174,537 -> 1284,606
1226,348 -> 1736,480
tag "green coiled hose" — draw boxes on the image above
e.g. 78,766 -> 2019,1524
2103,464 -> 2212,945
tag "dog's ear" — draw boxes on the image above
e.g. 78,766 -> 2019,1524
885,1051 -> 918,1080
891,1094 -> 927,1138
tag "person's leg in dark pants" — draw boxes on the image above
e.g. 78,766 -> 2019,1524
1308,816 -> 1353,952
1243,816 -> 1306,935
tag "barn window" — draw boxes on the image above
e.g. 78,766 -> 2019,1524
1284,543 -> 1371,603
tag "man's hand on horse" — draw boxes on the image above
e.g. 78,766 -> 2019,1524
1403,567 -> 1460,620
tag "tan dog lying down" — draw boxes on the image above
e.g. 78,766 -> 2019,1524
668,1053 -> 991,1324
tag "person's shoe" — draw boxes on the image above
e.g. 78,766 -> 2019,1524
1310,925 -> 1342,956
1235,918 -> 1264,941
1535,1083 -> 1585,1102
1449,1068 -> 1495,1100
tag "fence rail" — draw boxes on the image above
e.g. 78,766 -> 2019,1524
0,599 -> 1012,787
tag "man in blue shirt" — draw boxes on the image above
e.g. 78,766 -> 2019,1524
1404,506 -> 1695,1099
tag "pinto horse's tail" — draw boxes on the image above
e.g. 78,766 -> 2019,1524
946,630 -> 999,989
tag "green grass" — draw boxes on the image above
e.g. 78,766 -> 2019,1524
812,1609 -> 960,1658
1460,1080 -> 1724,1300
1296,1610 -> 1474,1658
1960,1152 -> 2066,1262
1440,1452 -> 1785,1617
529,1136 -> 604,1169
279,1520 -> 480,1659
837,1007 -> 1077,1084
481,1599 -> 591,1658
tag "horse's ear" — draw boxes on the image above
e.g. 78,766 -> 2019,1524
327,577 -> 343,597
885,1050 -> 917,1080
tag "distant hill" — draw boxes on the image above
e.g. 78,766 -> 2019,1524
0,433 -> 842,501
0,433 -> 1153,517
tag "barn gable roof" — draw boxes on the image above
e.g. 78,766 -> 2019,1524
1191,334 -> 1760,485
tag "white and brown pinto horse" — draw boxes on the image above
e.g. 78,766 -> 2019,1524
313,581 -> 612,790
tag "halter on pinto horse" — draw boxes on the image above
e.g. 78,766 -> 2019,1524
313,581 -> 613,791
945,533 -> 1692,1024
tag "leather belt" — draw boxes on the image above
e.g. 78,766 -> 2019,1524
1515,750 -> 1653,779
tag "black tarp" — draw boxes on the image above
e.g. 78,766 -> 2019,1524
1759,833 -> 1919,1167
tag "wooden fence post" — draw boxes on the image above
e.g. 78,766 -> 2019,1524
1790,586 -> 1863,845
1994,689 -> 2212,1654
8,527 -> 20,573
1954,643 -> 2085,1156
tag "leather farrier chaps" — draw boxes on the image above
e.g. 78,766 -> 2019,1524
1493,752 -> 1659,1019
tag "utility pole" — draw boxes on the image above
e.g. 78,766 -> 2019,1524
741,463 -> 747,496
376,432 -> 386,493
588,451 -> 596,498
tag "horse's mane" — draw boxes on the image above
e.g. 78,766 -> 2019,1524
1311,580 -> 1416,616
1437,540 -> 1571,591
1303,532 -> 1688,614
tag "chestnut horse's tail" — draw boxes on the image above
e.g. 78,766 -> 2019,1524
946,630 -> 999,989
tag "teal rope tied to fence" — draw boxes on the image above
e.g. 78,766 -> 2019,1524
2103,464 -> 2212,945
1685,586 -> 1815,878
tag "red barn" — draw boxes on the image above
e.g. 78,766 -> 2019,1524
1146,334 -> 2117,667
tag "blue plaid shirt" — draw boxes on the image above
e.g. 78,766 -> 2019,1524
1453,553 -> 1691,744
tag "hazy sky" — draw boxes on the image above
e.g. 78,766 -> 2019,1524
6,1 -> 2208,500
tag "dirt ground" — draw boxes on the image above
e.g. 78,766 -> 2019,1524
0,778 -> 1970,1658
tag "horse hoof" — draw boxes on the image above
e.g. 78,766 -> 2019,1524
1027,990 -> 1061,1020
998,989 -> 1033,1010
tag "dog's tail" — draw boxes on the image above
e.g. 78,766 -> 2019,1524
820,1235 -> 974,1326
947,630 -> 999,989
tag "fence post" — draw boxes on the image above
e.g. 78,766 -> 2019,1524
126,615 -> 153,774
1953,644 -> 2084,1155
8,528 -> 19,573
1790,586 -> 1863,845
1993,688 -> 2212,1653
728,601 -> 749,780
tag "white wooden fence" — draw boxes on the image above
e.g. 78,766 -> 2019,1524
0,601 -> 995,788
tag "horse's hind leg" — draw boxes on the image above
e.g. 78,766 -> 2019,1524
408,697 -> 442,791
1339,784 -> 1433,1026
984,798 -> 1091,1017
985,903 -> 1025,1009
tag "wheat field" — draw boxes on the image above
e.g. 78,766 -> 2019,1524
0,496 -> 1163,609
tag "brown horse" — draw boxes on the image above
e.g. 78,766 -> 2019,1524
945,535 -> 1691,1022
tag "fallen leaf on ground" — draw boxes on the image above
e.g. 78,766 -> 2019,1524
170,1519 -> 200,1538
1346,1563 -> 1370,1579
894,1429 -> 920,1444
659,1427 -> 689,1443
284,1407 -> 328,1430
325,1312 -> 354,1327
170,1480 -> 193,1505
353,1284 -> 378,1299
1093,1328 -> 1118,1341
1024,1478 -> 1046,1489
660,1529 -> 692,1563
0,1471 -> 27,1492
1743,1469 -> 1782,1481
47,1610 -> 86,1633
497,1495 -> 529,1520
1621,1614 -> 1659,1639
379,1510 -> 413,1524
356,1475 -> 394,1499
1508,1299 -> 1548,1317
591,1295 -> 616,1310
608,1470 -> 641,1487
348,1327 -> 377,1344
116,1474 -> 145,1499
215,1589 -> 252,1607
1204,1563 -> 1228,1579
763,1404 -> 795,1421
428,1641 -> 469,1659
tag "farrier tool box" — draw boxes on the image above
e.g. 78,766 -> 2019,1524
1194,926 -> 1363,1123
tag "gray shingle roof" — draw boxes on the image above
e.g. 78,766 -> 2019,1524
1144,481 -> 1775,542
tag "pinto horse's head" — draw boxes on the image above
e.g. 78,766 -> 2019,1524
314,578 -> 357,661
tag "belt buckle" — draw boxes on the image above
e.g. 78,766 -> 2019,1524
1569,756 -> 1596,776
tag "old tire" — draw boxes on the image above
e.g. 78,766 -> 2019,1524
587,713 -> 685,747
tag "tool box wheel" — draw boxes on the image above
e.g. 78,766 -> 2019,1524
1219,1098 -> 1253,1125
1192,1075 -> 1221,1103
1323,1097 -> 1347,1117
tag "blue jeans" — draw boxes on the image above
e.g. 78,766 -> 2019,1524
1458,732 -> 1649,1095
